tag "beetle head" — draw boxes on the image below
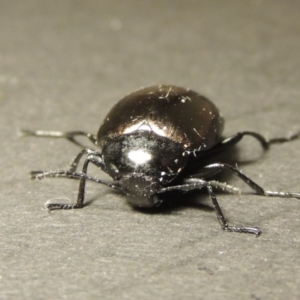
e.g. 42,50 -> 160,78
120,174 -> 163,208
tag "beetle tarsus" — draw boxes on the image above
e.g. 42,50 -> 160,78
265,191 -> 300,199
45,203 -> 83,211
224,226 -> 261,236
269,131 -> 300,145
30,171 -> 44,179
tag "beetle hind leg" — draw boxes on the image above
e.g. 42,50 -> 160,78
196,130 -> 300,158
20,129 -> 97,148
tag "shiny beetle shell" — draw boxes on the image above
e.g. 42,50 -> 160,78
97,85 -> 225,190
24,84 -> 300,236
97,85 -> 224,151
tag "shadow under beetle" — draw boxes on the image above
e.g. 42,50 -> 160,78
22,85 -> 300,236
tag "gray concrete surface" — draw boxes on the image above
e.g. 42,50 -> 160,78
1,1 -> 300,299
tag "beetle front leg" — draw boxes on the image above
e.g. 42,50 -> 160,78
44,155 -> 97,210
32,153 -> 116,211
67,148 -> 106,173
159,179 -> 261,236
30,148 -> 107,178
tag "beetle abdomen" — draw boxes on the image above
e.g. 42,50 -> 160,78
97,85 -> 224,151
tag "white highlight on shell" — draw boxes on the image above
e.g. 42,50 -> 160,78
123,121 -> 166,137
128,149 -> 152,165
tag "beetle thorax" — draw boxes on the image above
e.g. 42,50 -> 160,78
101,131 -> 188,185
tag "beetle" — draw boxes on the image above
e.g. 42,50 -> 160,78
22,85 -> 300,236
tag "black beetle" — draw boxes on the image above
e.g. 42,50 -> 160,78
22,85 -> 300,236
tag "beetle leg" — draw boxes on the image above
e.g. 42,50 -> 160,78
268,131 -> 300,145
159,179 -> 260,235
44,155 -> 93,210
196,130 -> 300,157
30,152 -> 119,211
206,180 -> 241,195
201,163 -> 300,199
68,148 -> 96,172
20,129 -> 97,148
218,131 -> 270,151
188,167 -> 222,178
30,148 -> 106,177
205,184 -> 261,236
67,148 -> 105,173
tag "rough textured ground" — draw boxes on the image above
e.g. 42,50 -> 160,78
1,1 -> 300,299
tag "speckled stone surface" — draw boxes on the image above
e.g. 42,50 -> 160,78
1,1 -> 300,299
